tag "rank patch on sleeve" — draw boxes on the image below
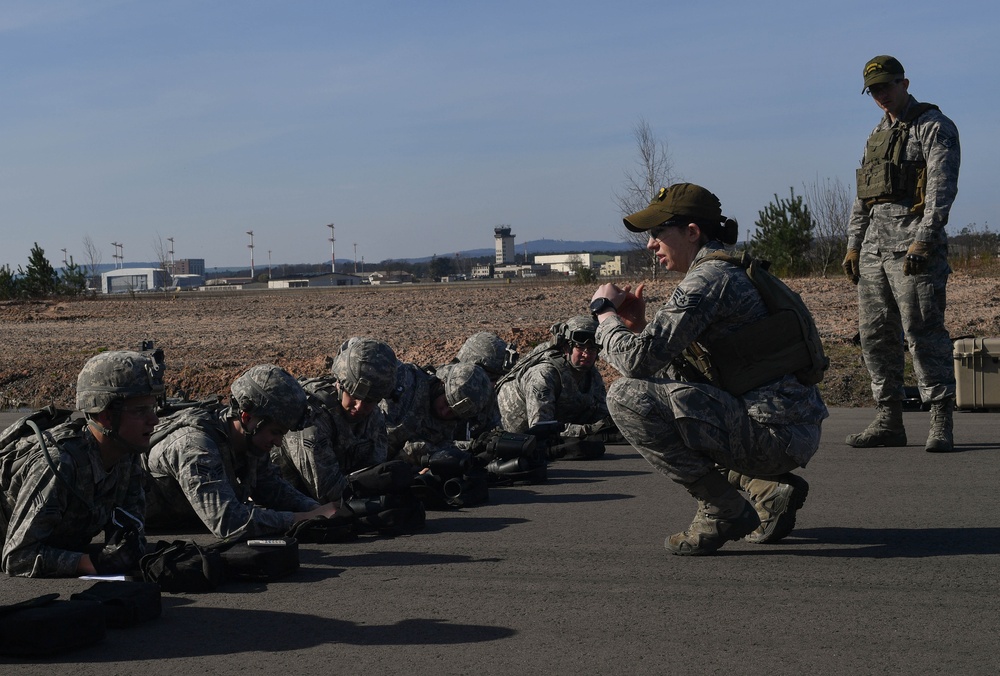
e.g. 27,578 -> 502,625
668,288 -> 701,310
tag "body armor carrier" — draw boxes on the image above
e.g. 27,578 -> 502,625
856,102 -> 938,213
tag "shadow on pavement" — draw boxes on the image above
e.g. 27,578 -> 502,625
774,526 -> 1000,557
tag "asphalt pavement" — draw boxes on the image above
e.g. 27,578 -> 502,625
1,407 -> 998,675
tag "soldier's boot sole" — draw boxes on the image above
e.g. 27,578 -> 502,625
745,474 -> 809,544
845,428 -> 907,448
664,502 -> 760,556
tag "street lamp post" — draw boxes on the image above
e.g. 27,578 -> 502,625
327,223 -> 335,274
247,230 -> 255,280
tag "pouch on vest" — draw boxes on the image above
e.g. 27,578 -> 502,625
0,594 -> 106,656
70,580 -> 162,628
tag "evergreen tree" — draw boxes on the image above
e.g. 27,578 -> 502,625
751,188 -> 815,276
59,257 -> 89,296
0,265 -> 19,300
17,243 -> 60,298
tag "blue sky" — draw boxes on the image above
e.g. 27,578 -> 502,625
2,1 -> 998,271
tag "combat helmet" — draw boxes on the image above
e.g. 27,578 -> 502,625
456,332 -> 518,377
77,350 -> 166,414
332,337 -> 399,402
552,315 -> 598,348
441,363 -> 492,419
230,364 -> 308,431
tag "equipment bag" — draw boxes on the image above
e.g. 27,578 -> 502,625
0,594 -> 106,657
140,539 -> 226,593
285,514 -> 358,544
70,580 -> 162,628
345,493 -> 427,535
215,537 -> 300,581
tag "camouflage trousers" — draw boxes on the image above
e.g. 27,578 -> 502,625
858,248 -> 954,404
607,378 -> 808,485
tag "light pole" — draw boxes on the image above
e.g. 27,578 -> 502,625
111,242 -> 122,269
353,242 -> 358,274
60,248 -> 68,267
247,230 -> 255,280
327,223 -> 336,274
167,237 -> 175,272
268,250 -> 272,281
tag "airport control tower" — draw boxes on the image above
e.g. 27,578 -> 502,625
494,226 -> 515,265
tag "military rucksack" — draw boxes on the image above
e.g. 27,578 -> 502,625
0,406 -> 90,508
148,397 -> 226,449
683,251 -> 829,395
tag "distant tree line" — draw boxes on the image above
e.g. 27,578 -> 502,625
0,243 -> 89,300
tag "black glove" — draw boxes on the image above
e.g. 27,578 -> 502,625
95,507 -> 145,574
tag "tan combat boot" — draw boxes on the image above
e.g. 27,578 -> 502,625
845,402 -> 906,448
925,397 -> 955,453
665,471 -> 760,556
728,471 -> 809,543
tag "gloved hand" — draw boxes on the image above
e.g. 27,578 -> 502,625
842,249 -> 860,284
95,507 -> 145,574
903,240 -> 931,276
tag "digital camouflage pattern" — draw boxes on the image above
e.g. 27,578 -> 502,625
441,363 -> 492,419
143,406 -> 319,540
496,340 -> 609,435
380,362 -> 478,465
1,419 -> 146,577
456,332 -> 516,377
596,242 -> 828,484
435,362 -> 502,441
331,337 -> 399,402
76,350 -> 165,413
273,376 -> 390,503
229,364 -> 309,431
849,95 -> 960,404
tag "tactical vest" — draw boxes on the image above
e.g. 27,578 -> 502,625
677,252 -> 828,396
856,102 -> 939,213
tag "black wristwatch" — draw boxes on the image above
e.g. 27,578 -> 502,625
589,297 -> 617,320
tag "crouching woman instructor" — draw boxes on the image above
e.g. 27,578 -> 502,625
590,183 -> 828,556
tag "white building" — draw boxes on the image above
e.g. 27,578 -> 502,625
494,226 -> 515,264
533,253 -> 613,275
100,268 -> 169,294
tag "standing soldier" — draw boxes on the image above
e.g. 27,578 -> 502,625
843,55 -> 961,452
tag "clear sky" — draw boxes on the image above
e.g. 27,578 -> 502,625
2,0 -> 998,271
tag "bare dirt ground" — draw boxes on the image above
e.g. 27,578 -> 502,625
2,271 -> 998,410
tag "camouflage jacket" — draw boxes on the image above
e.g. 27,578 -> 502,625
849,95 -> 961,253
596,243 -> 828,465
143,407 -> 319,540
272,377 -> 389,503
1,419 -> 145,577
380,362 -> 463,465
496,341 -> 609,435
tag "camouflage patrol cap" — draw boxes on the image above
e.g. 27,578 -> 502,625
76,350 -> 166,413
230,364 -> 308,431
552,315 -> 598,346
332,337 -> 398,402
624,183 -> 723,232
862,55 -> 905,93
456,331 -> 517,376
441,363 -> 492,419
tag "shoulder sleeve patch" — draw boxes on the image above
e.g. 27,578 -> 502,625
667,287 -> 702,311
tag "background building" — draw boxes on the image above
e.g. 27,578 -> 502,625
494,226 -> 515,265
169,258 -> 206,276
100,267 -> 169,293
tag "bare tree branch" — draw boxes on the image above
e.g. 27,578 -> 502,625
801,176 -> 852,277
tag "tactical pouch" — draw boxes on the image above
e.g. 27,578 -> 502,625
346,494 -> 427,535
140,539 -> 226,593
217,538 -> 299,581
286,514 -> 358,544
70,581 -> 162,628
0,594 -> 106,656
348,460 -> 417,497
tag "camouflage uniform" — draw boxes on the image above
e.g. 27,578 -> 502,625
849,94 -> 960,406
597,242 -> 828,484
1,420 -> 146,577
435,362 -> 501,441
495,340 -> 609,435
273,379 -> 389,502
144,406 -> 319,540
380,362 -> 490,465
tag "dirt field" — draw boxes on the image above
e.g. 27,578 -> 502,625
2,271 -> 998,410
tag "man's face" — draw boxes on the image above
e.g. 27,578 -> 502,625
567,343 -> 598,370
340,389 -> 377,419
431,394 -> 456,421
868,77 -> 909,119
244,414 -> 290,454
113,395 -> 159,451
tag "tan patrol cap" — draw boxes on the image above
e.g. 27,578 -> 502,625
623,183 -> 723,233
